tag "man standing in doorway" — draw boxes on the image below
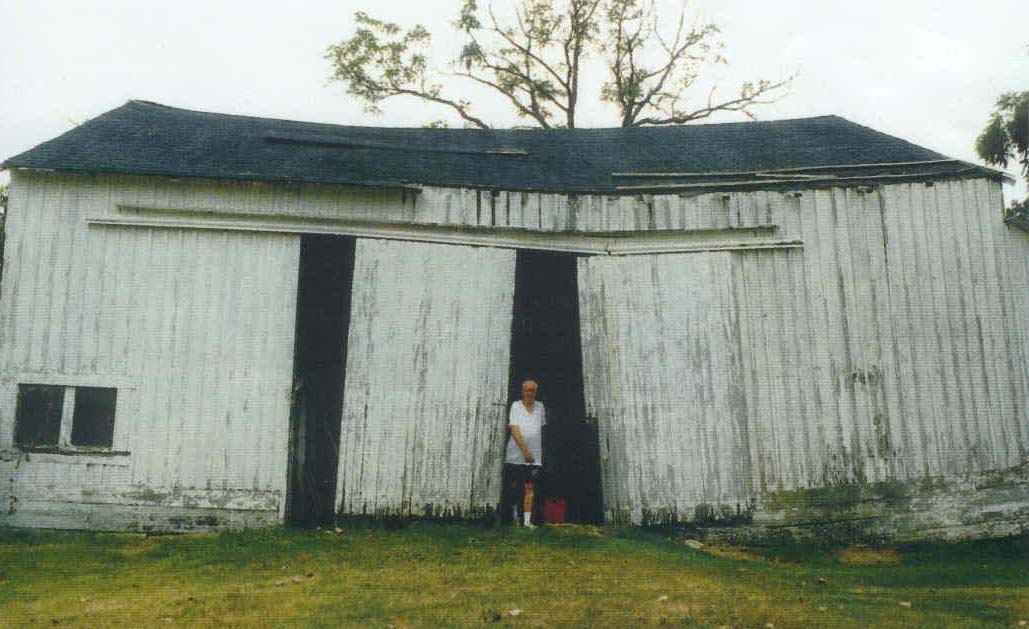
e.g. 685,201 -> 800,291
505,378 -> 545,528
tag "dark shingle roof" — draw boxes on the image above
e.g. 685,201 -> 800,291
1,100 -> 1000,193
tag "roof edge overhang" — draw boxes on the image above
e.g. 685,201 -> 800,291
3,161 -> 1008,197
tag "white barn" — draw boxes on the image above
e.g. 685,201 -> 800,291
0,100 -> 1026,539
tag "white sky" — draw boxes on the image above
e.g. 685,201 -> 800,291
1,0 -> 1026,201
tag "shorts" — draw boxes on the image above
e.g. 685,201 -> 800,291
505,463 -> 542,485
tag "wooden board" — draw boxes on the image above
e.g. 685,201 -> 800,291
335,238 -> 516,518
578,252 -> 751,525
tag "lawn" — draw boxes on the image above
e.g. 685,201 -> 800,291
0,523 -> 1025,627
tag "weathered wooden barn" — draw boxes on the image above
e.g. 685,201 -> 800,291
1,100 -> 1027,539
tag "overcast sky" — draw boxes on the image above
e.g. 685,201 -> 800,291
1,0 -> 1026,201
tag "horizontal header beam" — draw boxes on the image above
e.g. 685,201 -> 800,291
88,209 -> 801,256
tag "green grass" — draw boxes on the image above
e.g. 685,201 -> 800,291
0,524 -> 1026,627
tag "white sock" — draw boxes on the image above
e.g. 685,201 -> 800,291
523,512 -> 532,527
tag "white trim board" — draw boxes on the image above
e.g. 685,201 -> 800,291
3,373 -> 139,389
88,214 -> 801,255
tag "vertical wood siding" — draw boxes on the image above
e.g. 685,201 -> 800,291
735,179 -> 1029,497
0,173 -> 299,527
2,170 -> 1026,535
336,238 -> 515,517
576,178 -> 1029,526
415,189 -> 774,232
578,252 -> 750,524
75,173 -> 773,234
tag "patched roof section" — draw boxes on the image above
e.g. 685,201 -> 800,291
1,100 -> 1001,193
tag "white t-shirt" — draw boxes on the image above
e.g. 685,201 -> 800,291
506,400 -> 545,466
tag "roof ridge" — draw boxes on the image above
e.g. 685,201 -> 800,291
126,99 -> 383,131
124,99 -> 845,133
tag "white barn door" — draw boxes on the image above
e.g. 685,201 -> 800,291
577,252 -> 752,525
336,238 -> 516,518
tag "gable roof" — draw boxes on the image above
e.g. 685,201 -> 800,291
1,100 -> 1001,194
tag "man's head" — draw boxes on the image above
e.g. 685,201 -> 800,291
521,378 -> 539,403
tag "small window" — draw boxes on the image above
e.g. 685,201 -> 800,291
13,383 -> 118,452
14,385 -> 64,447
71,387 -> 117,448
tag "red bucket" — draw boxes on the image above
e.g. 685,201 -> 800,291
543,497 -> 567,523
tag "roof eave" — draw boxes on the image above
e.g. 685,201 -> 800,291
4,163 -> 1007,197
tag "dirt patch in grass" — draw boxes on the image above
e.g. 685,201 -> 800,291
837,546 -> 901,565
700,542 -> 775,563
542,523 -> 606,537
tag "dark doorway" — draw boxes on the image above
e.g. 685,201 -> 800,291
508,250 -> 602,524
286,235 -> 356,526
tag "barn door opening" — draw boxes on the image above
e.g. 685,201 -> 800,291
508,250 -> 602,524
286,235 -> 356,526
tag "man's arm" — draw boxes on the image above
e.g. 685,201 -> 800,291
509,425 -> 535,464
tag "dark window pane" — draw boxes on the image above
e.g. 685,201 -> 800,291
14,385 -> 64,447
71,387 -> 117,448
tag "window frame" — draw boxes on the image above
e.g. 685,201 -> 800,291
11,378 -> 130,456
12,383 -> 66,449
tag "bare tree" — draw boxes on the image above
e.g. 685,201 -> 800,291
602,0 -> 790,127
326,0 -> 791,128
454,0 -> 603,128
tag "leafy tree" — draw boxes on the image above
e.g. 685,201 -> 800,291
326,0 -> 791,129
976,91 -> 1028,184
977,90 -> 1028,213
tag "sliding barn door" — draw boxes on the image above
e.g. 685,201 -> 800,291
336,238 -> 516,518
578,252 -> 751,525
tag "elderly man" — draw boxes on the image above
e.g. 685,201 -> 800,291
504,378 -> 546,528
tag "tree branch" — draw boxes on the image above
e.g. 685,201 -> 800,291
630,77 -> 793,126
393,89 -> 492,128
490,4 -> 568,90
454,71 -> 553,127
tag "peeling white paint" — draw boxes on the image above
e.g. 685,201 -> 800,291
0,172 -> 299,530
336,238 -> 515,518
577,178 -> 1029,533
0,170 -> 1025,538
579,252 -> 749,524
